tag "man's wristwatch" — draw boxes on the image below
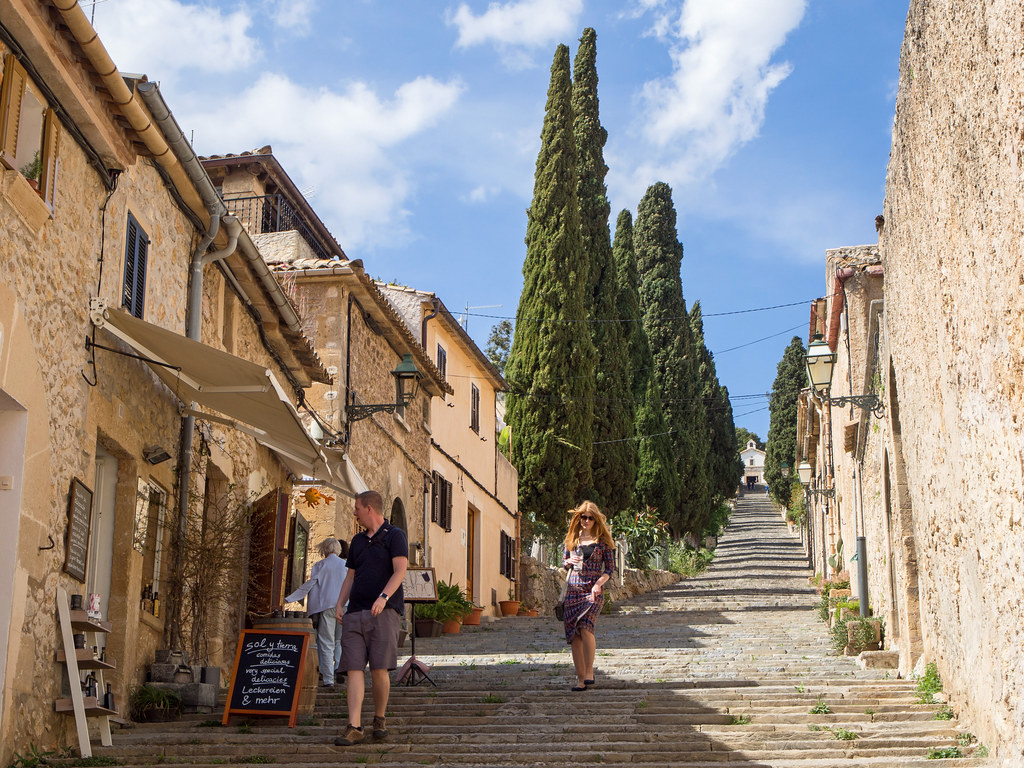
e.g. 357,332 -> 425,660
379,592 -> 389,601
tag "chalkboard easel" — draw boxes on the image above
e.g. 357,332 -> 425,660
222,629 -> 310,727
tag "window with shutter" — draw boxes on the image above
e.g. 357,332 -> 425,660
430,471 -> 439,523
0,54 -> 60,208
470,384 -> 480,433
122,213 -> 149,319
443,478 -> 453,532
499,531 -> 516,580
436,344 -> 447,379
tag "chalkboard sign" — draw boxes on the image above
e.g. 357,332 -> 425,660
222,630 -> 309,726
64,478 -> 93,583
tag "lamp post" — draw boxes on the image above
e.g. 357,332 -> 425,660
347,354 -> 422,422
797,460 -> 813,569
804,334 -> 884,417
804,333 -> 872,612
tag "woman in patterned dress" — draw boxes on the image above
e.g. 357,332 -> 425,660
562,501 -> 615,691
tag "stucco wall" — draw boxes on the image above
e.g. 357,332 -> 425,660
882,1 -> 1024,759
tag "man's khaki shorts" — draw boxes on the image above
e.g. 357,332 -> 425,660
340,608 -> 401,671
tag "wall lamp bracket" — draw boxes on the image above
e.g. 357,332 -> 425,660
827,393 -> 885,419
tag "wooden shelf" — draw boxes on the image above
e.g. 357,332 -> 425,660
69,611 -> 111,633
54,696 -> 117,716
56,649 -> 115,671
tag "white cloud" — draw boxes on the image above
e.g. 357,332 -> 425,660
448,0 -> 584,65
619,0 -> 805,194
193,74 -> 465,249
462,184 -> 501,203
266,0 -> 316,33
91,0 -> 259,77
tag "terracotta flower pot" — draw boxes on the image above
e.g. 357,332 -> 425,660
498,600 -> 520,617
462,606 -> 484,626
441,618 -> 462,634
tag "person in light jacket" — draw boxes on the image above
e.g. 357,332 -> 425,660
285,537 -> 348,686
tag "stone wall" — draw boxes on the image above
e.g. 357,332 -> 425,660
882,1 -> 1024,759
519,555 -> 680,614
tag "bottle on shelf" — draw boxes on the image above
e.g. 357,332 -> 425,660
103,683 -> 115,712
152,591 -> 160,618
85,672 -> 97,700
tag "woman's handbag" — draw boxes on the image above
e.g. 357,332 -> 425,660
554,566 -> 571,621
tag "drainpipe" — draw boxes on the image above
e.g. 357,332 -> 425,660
421,297 -> 440,348
135,79 -> 242,651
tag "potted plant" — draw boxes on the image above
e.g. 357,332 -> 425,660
436,580 -> 473,634
20,151 -> 42,191
128,683 -> 182,723
462,604 -> 485,626
498,585 -> 520,617
413,607 -> 443,638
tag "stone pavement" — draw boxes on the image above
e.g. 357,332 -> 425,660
98,494 -> 994,767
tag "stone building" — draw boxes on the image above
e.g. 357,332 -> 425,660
0,4 -> 331,760
795,2 -> 1024,760
739,439 -> 766,489
201,149 -> 451,568
380,286 -> 519,615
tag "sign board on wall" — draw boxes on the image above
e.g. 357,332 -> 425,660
64,478 -> 92,583
222,629 -> 309,726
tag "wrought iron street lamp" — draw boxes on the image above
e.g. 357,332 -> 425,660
804,334 -> 884,417
797,460 -> 813,486
347,354 -> 422,422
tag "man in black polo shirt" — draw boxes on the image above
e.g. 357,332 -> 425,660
333,490 -> 408,746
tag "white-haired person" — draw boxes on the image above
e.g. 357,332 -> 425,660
286,536 -> 349,687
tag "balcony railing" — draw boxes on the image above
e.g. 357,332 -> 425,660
223,194 -> 338,262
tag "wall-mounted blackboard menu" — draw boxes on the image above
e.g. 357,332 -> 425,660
222,630 -> 309,726
64,478 -> 93,583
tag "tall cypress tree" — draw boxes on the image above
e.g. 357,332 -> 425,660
765,336 -> 806,507
634,182 -> 710,535
506,44 -> 594,534
690,302 -> 739,504
573,28 -> 633,514
613,209 -> 677,517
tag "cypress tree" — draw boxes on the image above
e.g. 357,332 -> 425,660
634,182 -> 710,535
505,45 -> 594,534
613,209 -> 677,517
764,336 -> 806,507
573,28 -> 633,514
690,302 -> 739,504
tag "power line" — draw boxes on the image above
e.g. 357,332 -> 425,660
463,294 -> 831,326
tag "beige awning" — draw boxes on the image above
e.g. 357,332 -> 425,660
90,302 -> 332,479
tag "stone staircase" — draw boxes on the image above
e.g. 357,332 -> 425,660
95,496 -> 994,767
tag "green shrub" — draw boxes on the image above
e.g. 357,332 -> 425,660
916,662 -> 943,703
927,746 -> 962,759
661,540 -> 715,577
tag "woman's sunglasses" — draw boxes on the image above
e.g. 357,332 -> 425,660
579,515 -> 595,521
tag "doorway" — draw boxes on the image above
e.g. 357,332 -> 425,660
0,389 -> 27,727
466,506 -> 478,603
88,445 -> 118,635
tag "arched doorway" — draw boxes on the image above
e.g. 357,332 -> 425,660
390,497 -> 406,531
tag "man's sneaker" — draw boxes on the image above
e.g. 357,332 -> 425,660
372,716 -> 388,740
334,725 -> 364,746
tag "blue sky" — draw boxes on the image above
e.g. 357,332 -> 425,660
90,0 -> 910,441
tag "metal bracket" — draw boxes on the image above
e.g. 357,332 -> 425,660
828,393 -> 885,418
347,403 -> 398,422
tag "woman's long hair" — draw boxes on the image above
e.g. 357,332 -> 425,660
563,500 -> 614,550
